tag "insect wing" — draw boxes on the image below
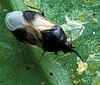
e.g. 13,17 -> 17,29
24,26 -> 43,48
60,15 -> 85,41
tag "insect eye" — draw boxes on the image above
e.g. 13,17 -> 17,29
65,41 -> 72,47
68,41 -> 72,47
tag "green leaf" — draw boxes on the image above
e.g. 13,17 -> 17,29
0,0 -> 100,85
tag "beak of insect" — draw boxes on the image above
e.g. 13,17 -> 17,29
65,41 -> 82,60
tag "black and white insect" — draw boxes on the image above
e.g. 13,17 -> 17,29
5,10 -> 81,61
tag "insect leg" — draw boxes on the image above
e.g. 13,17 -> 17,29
55,53 -> 70,61
26,5 -> 44,16
53,51 -> 59,60
23,0 -> 44,16
39,51 -> 45,62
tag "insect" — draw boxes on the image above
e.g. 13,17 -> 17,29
5,10 -> 81,61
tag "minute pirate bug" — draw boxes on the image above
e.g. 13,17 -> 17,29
5,9 -> 81,61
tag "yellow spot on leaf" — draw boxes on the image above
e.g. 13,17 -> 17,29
73,80 -> 79,84
77,57 -> 88,74
79,65 -> 84,71
79,17 -> 85,22
96,81 -> 100,85
92,18 -> 97,23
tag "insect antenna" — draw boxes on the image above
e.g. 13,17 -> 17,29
71,49 -> 82,60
